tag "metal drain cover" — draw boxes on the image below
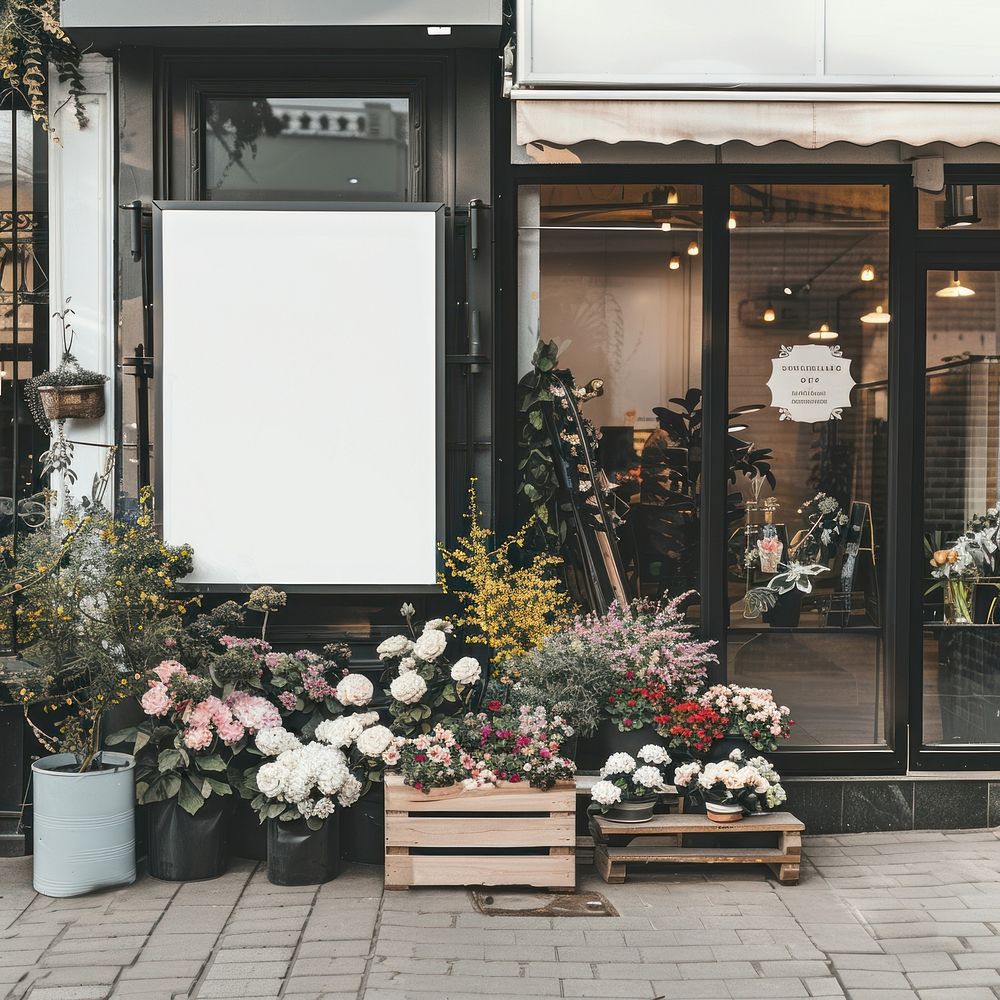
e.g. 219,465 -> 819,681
471,889 -> 618,917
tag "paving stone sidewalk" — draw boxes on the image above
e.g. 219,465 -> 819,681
4,829 -> 1000,1000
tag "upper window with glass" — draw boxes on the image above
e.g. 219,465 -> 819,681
203,96 -> 411,201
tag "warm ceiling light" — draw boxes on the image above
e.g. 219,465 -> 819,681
935,270 -> 976,298
660,222 -> 672,232
687,241 -> 699,256
762,303 -> 776,323
728,214 -> 737,230
783,285 -> 793,296
861,304 -> 891,324
860,263 -> 876,282
809,322 -> 838,341
666,187 -> 679,205
668,254 -> 681,270
942,183 -> 980,228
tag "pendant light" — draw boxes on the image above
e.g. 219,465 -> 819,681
762,303 -> 776,323
660,222 -> 672,232
860,263 -> 876,282
935,271 -> 976,298
668,254 -> 681,270
860,304 -> 891,325
728,213 -> 737,230
686,240 -> 699,256
809,322 -> 838,341
942,184 -> 980,228
666,187 -> 679,205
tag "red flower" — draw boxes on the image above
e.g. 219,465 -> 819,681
623,718 -> 633,728
487,699 -> 502,712
509,773 -> 521,783
414,753 -> 427,762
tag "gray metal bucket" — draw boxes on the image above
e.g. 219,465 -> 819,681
32,751 -> 136,897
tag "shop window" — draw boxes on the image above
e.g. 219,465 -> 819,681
0,106 -> 48,561
727,183 -> 890,747
202,96 -> 411,201
922,269 -> 1000,746
518,183 -> 704,612
919,184 -> 1000,230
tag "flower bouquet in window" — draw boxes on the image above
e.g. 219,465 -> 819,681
589,746 -> 672,823
791,492 -> 849,562
926,502 -> 1000,624
672,749 -> 786,823
742,558 -> 829,627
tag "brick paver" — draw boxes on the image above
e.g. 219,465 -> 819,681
3,829 -> 1000,999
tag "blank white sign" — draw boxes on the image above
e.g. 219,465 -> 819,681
158,205 -> 442,587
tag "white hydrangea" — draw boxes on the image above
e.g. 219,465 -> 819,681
337,774 -> 363,808
376,635 -> 413,660
256,761 -> 285,798
356,724 -> 394,758
632,765 -> 665,791
312,796 -> 336,819
315,715 -> 364,748
413,630 -> 448,662
335,673 -> 374,707
600,752 -> 637,777
590,779 -> 623,807
390,672 -> 428,704
450,656 -> 482,686
398,656 -> 417,673
637,744 -> 672,766
255,727 -> 301,757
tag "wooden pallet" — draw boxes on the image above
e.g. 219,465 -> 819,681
590,810 -> 804,885
384,775 -> 576,890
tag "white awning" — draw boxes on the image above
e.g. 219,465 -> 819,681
514,95 -> 1000,149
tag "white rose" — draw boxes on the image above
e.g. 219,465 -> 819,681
450,657 -> 482,686
337,775 -> 363,808
314,716 -> 365,748
390,672 -> 427,705
590,780 -> 623,807
356,725 -> 394,758
423,618 -> 453,633
335,673 -> 374,707
398,657 -> 417,673
376,635 -> 414,660
413,630 -> 448,662
256,762 -> 284,798
637,745 -> 671,766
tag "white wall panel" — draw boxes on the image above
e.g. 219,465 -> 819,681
157,205 -> 443,588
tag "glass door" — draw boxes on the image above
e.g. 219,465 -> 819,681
920,264 -> 1000,758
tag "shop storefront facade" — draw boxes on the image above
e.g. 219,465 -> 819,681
5,0 -> 1000,851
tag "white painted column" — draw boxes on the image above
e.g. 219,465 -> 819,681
48,53 -> 116,501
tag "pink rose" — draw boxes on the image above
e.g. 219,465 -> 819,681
183,726 -> 212,750
140,683 -> 172,717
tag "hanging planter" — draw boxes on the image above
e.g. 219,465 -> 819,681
25,303 -> 108,430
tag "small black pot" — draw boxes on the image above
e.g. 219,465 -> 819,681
147,795 -> 230,881
596,718 -> 670,761
762,589 -> 803,627
340,783 -> 385,865
230,796 -> 267,862
267,815 -> 341,885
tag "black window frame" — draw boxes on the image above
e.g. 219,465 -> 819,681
504,162 -> 914,776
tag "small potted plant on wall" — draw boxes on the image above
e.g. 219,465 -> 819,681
25,303 -> 108,426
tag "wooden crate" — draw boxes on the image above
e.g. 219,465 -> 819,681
384,774 -> 576,890
590,810 -> 804,885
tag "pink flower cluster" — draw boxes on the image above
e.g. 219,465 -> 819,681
572,591 -> 717,696
140,660 -> 281,752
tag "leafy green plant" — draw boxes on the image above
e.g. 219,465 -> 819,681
1,1 -> 86,131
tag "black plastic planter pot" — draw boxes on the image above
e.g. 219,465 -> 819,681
706,735 -> 756,763
147,795 -> 230,881
230,796 -> 267,862
340,783 -> 384,865
267,815 -> 341,885
596,718 -> 670,763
